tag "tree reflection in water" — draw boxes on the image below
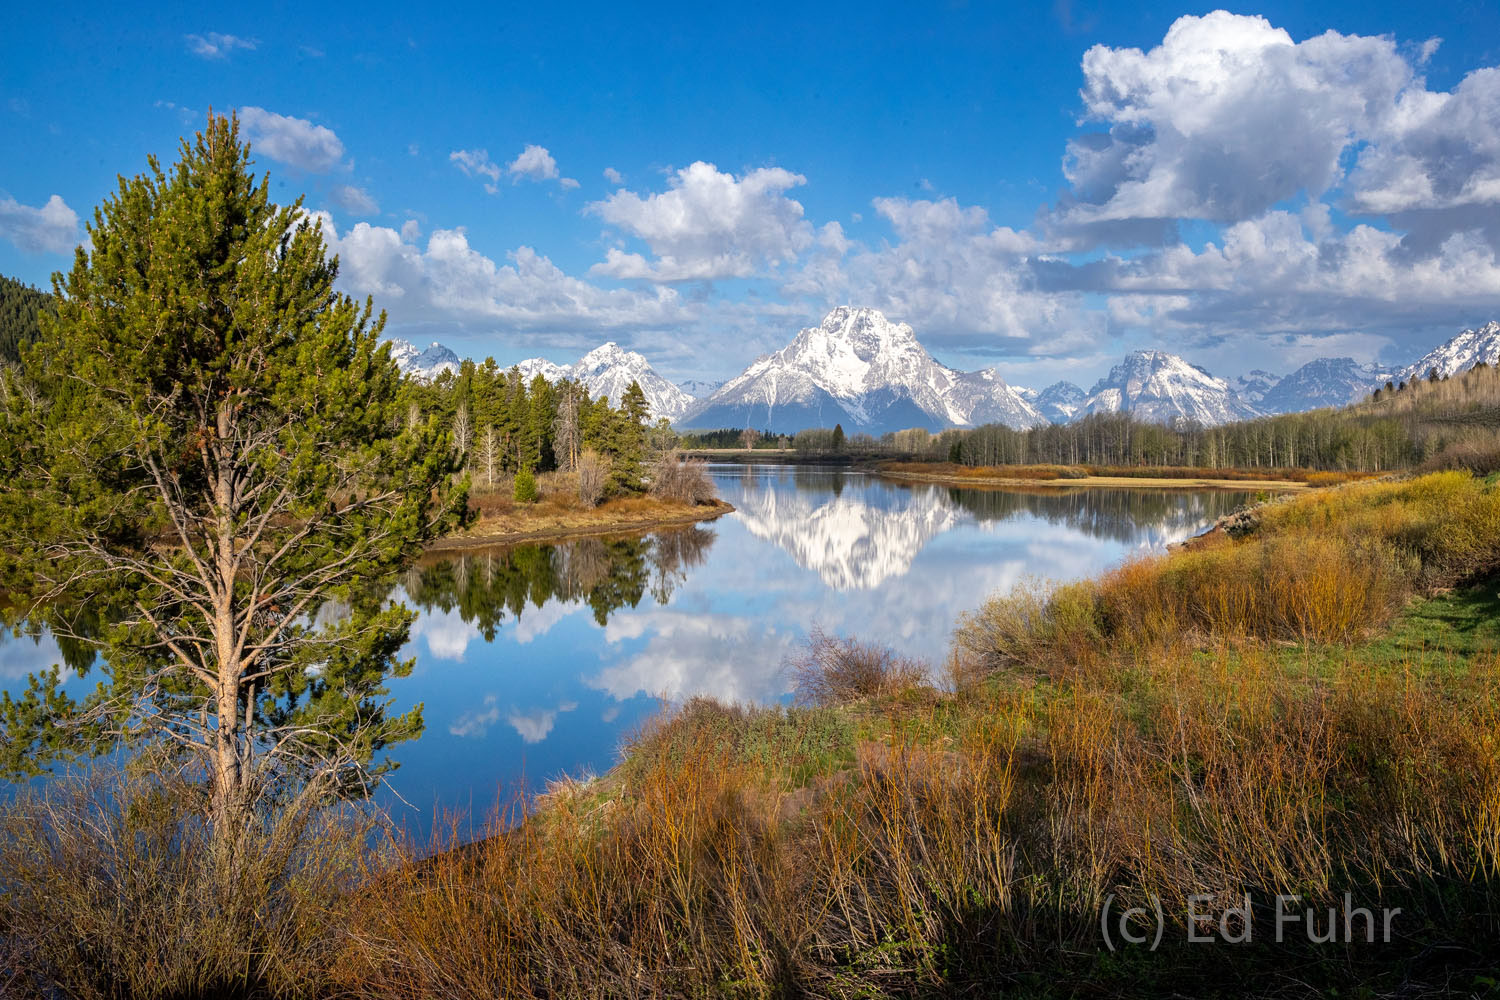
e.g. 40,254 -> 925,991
403,526 -> 718,637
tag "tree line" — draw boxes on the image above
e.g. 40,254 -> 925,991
0,273 -> 53,364
707,363 -> 1500,473
399,360 -> 674,497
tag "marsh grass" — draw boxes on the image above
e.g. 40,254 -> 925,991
0,767 -> 373,1000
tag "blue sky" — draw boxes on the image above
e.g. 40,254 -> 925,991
3,1 -> 1499,388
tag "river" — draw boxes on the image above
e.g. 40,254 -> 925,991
0,463 -> 1260,821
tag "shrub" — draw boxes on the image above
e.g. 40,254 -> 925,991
650,452 -> 717,504
512,466 -> 538,503
576,449 -> 608,507
1418,438 -> 1500,477
787,627 -> 928,705
0,768 -> 369,1000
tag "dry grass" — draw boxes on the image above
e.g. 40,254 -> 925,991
650,452 -> 718,504
434,473 -> 730,549
957,471 -> 1500,678
0,767 -> 373,1000
787,626 -> 929,706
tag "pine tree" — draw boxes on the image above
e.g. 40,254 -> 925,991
0,113 -> 464,839
609,380 -> 649,491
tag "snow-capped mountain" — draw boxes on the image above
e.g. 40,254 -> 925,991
1233,370 -> 1281,407
389,339 -> 460,381
1259,357 -> 1385,412
677,378 -> 723,398
514,357 -> 569,383
1394,320 -> 1500,383
569,343 -> 696,421
946,368 -> 1047,428
1075,351 -> 1261,427
680,307 -> 1043,434
513,342 -> 697,421
1030,381 -> 1087,423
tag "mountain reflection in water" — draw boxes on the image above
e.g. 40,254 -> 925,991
0,463 -> 1262,818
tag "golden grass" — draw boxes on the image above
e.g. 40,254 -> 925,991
433,480 -> 733,549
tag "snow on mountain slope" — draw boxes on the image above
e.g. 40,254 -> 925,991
1031,381 -> 1087,423
1233,370 -> 1281,407
1076,351 -> 1261,426
1395,320 -> 1500,383
676,378 -> 723,398
389,339 -> 460,381
569,343 -> 696,421
511,342 -> 696,421
513,357 -> 569,383
681,307 -> 1042,433
946,368 -> 1047,428
1259,357 -> 1385,412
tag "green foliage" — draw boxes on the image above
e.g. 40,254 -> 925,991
0,273 -> 52,364
948,363 -> 1500,472
0,113 -> 464,814
513,466 -> 538,503
401,366 -> 653,496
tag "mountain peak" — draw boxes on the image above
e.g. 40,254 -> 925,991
681,307 -> 1042,433
388,338 -> 460,381
1396,320 -> 1500,382
1079,351 -> 1259,426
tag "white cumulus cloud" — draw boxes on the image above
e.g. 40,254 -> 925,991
450,149 -> 503,193
589,162 -> 814,281
508,144 -> 559,181
310,212 -> 689,335
239,107 -> 345,173
0,193 -> 79,254
1054,11 -> 1411,234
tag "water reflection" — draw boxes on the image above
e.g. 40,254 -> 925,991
402,527 -> 717,639
2,464 -> 1260,816
724,466 -> 1255,590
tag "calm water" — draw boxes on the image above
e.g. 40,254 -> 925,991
0,464 -> 1258,819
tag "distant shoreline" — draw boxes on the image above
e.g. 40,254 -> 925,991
874,461 -> 1314,492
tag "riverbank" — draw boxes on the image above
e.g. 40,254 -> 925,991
341,470 -> 1500,997
876,459 -> 1336,491
678,447 -> 857,465
427,492 -> 735,551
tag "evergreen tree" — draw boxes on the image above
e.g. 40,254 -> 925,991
0,274 -> 53,363
0,114 -> 464,838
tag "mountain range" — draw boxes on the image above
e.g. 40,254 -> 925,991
679,307 -> 1042,434
392,313 -> 1500,432
388,339 -> 460,382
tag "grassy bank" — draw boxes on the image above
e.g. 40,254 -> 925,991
432,467 -> 733,550
5,472 -> 1500,998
